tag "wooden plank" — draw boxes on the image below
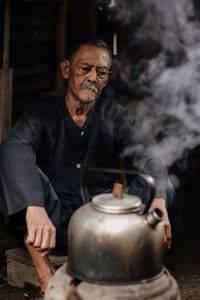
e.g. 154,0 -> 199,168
7,258 -> 40,288
14,65 -> 49,77
56,0 -> 68,90
13,77 -> 51,95
0,0 -> 12,142
0,69 -> 13,142
6,247 -> 67,267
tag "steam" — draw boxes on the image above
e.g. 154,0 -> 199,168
127,46 -> 200,167
112,0 -> 200,167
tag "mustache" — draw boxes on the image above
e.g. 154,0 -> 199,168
80,85 -> 98,94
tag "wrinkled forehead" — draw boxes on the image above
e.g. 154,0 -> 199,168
71,45 -> 112,69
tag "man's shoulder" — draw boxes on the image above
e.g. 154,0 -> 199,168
99,97 -> 132,120
99,97 -> 126,112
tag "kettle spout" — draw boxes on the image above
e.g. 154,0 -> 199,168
146,208 -> 163,228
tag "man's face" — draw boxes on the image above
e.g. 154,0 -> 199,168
67,45 -> 111,103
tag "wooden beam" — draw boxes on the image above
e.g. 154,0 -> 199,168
56,0 -> 68,90
0,0 -> 12,142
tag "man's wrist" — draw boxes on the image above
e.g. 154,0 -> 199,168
26,205 -> 45,212
153,198 -> 166,203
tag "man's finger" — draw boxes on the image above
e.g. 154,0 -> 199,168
34,228 -> 43,248
165,223 -> 172,249
26,228 -> 36,245
49,227 -> 56,249
40,228 -> 51,250
166,233 -> 172,249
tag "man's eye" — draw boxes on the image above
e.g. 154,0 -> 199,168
81,67 -> 90,72
97,71 -> 108,78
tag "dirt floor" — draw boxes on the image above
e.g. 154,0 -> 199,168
0,210 -> 200,300
165,238 -> 200,300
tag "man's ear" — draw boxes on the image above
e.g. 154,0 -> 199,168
60,60 -> 70,79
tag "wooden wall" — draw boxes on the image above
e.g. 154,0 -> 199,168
9,0 -> 60,123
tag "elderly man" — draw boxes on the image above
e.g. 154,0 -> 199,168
0,37 -> 173,291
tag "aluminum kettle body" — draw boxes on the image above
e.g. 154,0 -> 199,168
67,168 -> 165,284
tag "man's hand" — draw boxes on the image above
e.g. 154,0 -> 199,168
25,206 -> 56,251
150,198 -> 171,250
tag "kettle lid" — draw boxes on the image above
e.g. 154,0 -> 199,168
92,193 -> 142,214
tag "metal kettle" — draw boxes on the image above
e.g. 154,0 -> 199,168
67,168 -> 165,284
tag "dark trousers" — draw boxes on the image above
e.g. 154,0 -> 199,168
0,168 -> 70,253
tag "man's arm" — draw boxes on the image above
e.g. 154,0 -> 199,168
0,105 -> 56,250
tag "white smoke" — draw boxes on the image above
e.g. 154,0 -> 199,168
127,45 -> 200,166
114,0 -> 200,166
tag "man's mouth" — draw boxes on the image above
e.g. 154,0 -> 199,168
80,85 -> 98,94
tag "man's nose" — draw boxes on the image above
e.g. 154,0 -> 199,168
87,68 -> 97,83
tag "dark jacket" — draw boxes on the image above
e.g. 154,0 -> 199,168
0,96 -> 169,221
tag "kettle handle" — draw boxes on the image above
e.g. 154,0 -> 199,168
80,168 -> 155,214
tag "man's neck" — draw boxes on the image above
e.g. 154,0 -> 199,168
65,93 -> 94,127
